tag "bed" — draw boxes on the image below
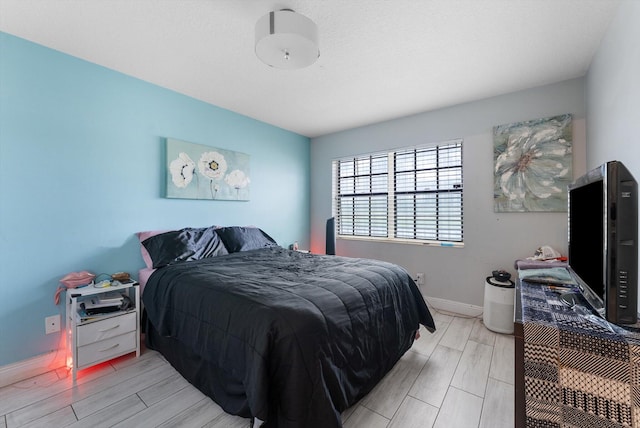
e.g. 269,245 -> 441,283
139,226 -> 435,428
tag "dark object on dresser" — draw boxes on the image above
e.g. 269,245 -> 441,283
568,160 -> 638,324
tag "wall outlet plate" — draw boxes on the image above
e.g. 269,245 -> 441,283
416,273 -> 425,285
45,314 -> 60,334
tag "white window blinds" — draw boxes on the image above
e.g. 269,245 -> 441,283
333,140 -> 463,244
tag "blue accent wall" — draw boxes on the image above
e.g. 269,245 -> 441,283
0,32 -> 310,366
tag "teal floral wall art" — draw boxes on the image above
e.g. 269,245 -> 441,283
493,114 -> 572,212
166,138 -> 250,201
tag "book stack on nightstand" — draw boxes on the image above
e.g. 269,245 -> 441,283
65,280 -> 140,381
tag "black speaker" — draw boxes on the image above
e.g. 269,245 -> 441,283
326,217 -> 336,255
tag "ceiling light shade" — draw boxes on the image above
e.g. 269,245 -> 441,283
255,9 -> 319,69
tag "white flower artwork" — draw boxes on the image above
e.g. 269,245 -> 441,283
165,138 -> 250,201
169,152 -> 195,188
493,114 -> 572,212
225,169 -> 251,199
198,151 -> 228,180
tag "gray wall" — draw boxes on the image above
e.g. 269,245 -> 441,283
311,78 -> 586,307
586,0 -> 640,310
587,0 -> 640,179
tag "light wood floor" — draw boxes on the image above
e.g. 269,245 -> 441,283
0,311 -> 514,428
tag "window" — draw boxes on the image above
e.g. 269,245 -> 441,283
332,140 -> 463,245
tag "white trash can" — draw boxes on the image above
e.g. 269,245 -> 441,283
483,276 -> 515,334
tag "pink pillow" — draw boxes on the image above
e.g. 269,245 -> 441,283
137,230 -> 172,269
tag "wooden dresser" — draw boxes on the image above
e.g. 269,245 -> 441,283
515,272 -> 640,428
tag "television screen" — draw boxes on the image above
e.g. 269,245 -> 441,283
568,160 -> 638,324
568,180 -> 604,301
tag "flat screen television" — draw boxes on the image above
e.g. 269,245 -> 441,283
568,160 -> 638,324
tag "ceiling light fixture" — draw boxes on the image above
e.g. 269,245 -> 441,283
255,9 -> 319,69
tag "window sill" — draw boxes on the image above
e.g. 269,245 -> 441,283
337,235 -> 464,248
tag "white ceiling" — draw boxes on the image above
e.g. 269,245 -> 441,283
0,0 -> 620,138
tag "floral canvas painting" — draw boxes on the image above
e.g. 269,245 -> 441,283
493,114 -> 572,212
166,138 -> 250,201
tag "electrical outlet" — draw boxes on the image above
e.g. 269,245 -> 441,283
45,314 -> 60,335
416,273 -> 425,285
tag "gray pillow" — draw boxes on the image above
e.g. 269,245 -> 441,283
215,227 -> 278,253
142,226 -> 228,268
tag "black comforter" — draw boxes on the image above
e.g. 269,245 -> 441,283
143,247 -> 435,428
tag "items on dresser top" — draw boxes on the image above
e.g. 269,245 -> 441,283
518,266 -> 574,284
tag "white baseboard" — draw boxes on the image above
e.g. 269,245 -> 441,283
0,350 -> 66,388
423,295 -> 483,318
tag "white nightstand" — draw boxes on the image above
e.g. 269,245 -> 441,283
65,280 -> 140,381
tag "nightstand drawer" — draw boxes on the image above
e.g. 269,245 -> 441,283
77,331 -> 137,368
76,312 -> 136,346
